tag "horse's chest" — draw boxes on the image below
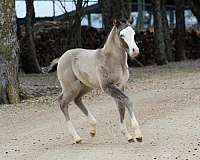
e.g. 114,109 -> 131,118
118,68 -> 129,86
101,65 -> 129,86
104,55 -> 129,86
72,56 -> 99,88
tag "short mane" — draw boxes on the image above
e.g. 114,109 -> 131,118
103,26 -> 121,53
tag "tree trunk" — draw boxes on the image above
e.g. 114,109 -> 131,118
152,0 -> 168,65
161,0 -> 174,61
99,0 -> 131,33
66,6 -> 82,49
21,0 -> 41,73
169,11 -> 175,28
136,0 -> 144,31
175,0 -> 186,61
65,0 -> 88,50
66,17 -> 82,49
0,0 -> 20,104
99,0 -> 111,32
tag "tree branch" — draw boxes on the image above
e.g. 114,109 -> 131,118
58,0 -> 68,14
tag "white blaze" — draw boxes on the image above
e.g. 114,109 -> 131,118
120,26 -> 139,57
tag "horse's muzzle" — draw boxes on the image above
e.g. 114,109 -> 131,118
131,49 -> 140,58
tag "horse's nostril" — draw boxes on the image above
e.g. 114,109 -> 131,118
132,48 -> 135,52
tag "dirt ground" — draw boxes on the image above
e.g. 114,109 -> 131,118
0,60 -> 200,160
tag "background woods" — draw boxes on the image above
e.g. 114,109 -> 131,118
187,0 -> 200,23
21,0 -> 42,73
17,0 -> 200,68
99,0 -> 131,32
64,0 -> 89,50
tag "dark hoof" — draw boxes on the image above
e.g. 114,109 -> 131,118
136,137 -> 143,142
128,138 -> 135,143
73,139 -> 82,144
90,132 -> 96,137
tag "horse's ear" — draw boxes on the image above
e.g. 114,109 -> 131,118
113,19 -> 121,28
128,16 -> 134,25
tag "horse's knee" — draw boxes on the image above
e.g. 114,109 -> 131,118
59,101 -> 65,111
118,105 -> 125,112
123,97 -> 132,108
58,94 -> 70,111
58,93 -> 63,103
58,94 -> 64,109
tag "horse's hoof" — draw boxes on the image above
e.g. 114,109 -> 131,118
136,137 -> 143,142
128,138 -> 135,143
73,139 -> 83,144
90,132 -> 96,137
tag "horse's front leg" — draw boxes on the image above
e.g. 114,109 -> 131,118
104,85 -> 143,142
116,100 -> 134,142
113,86 -> 133,142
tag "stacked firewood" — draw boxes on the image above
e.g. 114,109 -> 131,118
185,30 -> 200,59
81,26 -> 107,49
135,30 -> 156,65
34,27 -> 66,67
18,21 -> 200,67
18,22 -> 66,67
34,22 -> 67,67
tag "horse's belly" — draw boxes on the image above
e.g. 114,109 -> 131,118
74,69 -> 100,88
82,72 -> 99,87
72,55 -> 100,88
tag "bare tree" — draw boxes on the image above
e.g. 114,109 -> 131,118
99,0 -> 131,33
64,0 -> 89,50
136,0 -> 145,31
187,0 -> 200,23
21,0 -> 41,73
161,0 -> 174,61
175,0 -> 186,61
152,0 -> 168,65
0,0 -> 20,104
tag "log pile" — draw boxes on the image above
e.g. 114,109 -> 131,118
135,30 -> 156,65
81,26 -> 107,49
185,30 -> 200,59
18,22 -> 108,67
18,21 -> 200,67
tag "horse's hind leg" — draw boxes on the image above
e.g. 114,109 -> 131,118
58,80 -> 82,144
74,86 -> 97,137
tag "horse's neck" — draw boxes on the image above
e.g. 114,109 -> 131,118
102,26 -> 128,69
103,26 -> 121,53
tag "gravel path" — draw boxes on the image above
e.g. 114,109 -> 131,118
0,60 -> 200,160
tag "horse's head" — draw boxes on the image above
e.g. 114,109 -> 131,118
113,19 -> 140,59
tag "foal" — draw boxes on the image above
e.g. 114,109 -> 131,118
57,20 -> 143,143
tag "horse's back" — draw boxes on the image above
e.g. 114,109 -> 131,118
57,48 -> 97,75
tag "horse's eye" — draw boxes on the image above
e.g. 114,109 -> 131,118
120,35 -> 124,38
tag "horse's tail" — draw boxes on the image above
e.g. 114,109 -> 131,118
47,58 -> 59,73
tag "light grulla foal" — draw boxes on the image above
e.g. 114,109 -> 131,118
57,19 -> 143,144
